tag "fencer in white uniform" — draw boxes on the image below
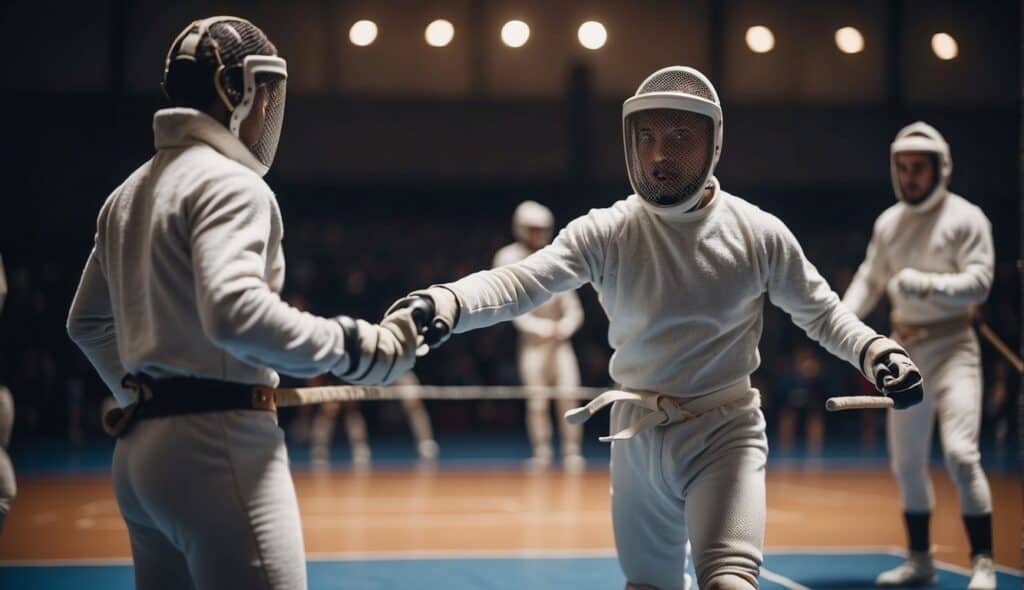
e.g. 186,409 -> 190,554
66,17 -> 418,590
494,201 -> 585,470
0,254 -> 14,536
388,66 -> 924,590
843,122 -> 996,589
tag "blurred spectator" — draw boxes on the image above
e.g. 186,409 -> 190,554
776,347 -> 834,455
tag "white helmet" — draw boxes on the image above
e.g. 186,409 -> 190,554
890,121 -> 952,212
162,16 -> 288,176
623,66 -> 723,216
512,200 -> 554,245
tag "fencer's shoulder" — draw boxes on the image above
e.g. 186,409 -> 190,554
717,191 -> 764,217
717,192 -> 789,236
187,147 -> 276,210
96,160 -> 153,225
942,192 -> 991,227
193,145 -> 270,192
593,197 -> 637,222
870,203 -> 903,235
566,198 -> 635,235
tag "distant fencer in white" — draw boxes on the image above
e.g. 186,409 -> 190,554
843,121 -> 996,590
494,201 -> 585,471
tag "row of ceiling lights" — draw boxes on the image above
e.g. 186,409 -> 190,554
348,20 -> 960,60
745,25 -> 959,60
348,19 -> 608,49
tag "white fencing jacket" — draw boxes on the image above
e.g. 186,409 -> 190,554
68,109 -> 351,406
446,180 -> 879,397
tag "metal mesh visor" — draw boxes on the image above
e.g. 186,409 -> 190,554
205,20 -> 276,85
249,75 -> 286,170
625,108 -> 714,207
637,68 -> 716,101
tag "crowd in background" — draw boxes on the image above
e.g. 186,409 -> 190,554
0,192 -> 1018,455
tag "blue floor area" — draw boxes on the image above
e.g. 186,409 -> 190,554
1,553 -> 1020,589
764,552 -> 1021,589
9,433 -> 1019,476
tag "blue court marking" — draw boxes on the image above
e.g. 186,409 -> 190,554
1,551 -> 1020,589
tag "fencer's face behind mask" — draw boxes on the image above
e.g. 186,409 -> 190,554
622,66 -> 723,214
893,152 -> 937,205
239,84 -> 270,149
633,109 -> 713,205
524,226 -> 549,250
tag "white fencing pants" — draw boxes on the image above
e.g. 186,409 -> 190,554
610,385 -> 766,590
113,410 -> 306,590
888,328 -> 992,515
520,341 -> 582,458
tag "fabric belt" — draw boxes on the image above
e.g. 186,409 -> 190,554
102,374 -> 276,438
891,314 -> 972,346
564,378 -> 754,442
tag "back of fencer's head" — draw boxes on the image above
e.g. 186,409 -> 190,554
162,17 -> 277,111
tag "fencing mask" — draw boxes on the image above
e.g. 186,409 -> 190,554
513,201 -> 555,248
623,66 -> 723,215
890,121 -> 951,211
162,16 -> 287,176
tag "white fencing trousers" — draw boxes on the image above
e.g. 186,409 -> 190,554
609,384 -> 766,590
113,410 -> 306,590
520,341 -> 582,457
887,327 -> 992,515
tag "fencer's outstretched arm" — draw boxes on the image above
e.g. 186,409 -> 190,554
764,215 -> 879,371
445,212 -> 607,334
493,249 -> 560,338
189,178 -> 378,377
764,216 -> 922,407
842,218 -> 890,319
67,248 -> 131,397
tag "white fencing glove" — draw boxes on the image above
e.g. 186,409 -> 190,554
386,287 -> 460,355
860,336 -> 924,409
332,309 -> 419,385
895,268 -> 934,299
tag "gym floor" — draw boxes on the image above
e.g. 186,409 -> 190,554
0,437 -> 1020,589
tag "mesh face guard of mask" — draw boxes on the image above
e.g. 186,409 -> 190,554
163,16 -> 288,175
622,66 -> 723,213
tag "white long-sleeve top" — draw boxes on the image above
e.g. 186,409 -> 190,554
493,242 -> 583,344
842,191 -> 993,324
67,108 -> 351,406
446,181 -> 879,397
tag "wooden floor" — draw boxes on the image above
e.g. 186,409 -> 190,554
1,467 -> 1019,570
